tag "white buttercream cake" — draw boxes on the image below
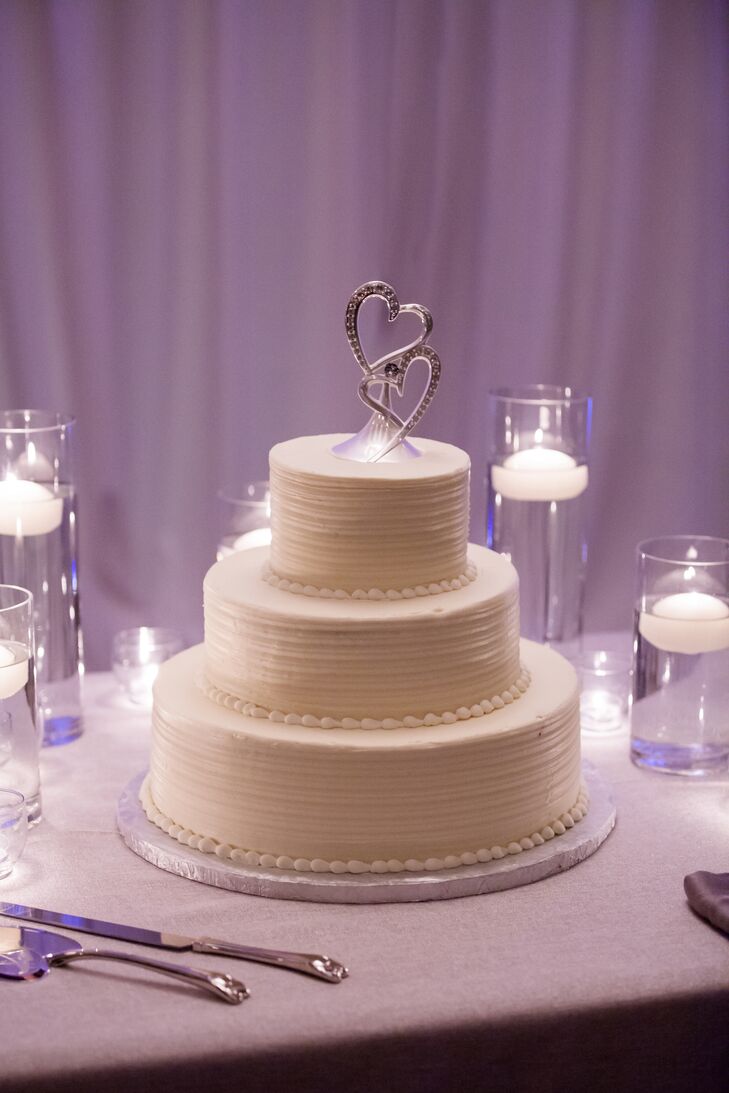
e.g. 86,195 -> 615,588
143,434 -> 587,874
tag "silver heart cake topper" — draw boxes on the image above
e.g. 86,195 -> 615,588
333,281 -> 442,463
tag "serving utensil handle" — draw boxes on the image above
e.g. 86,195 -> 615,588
50,948 -> 248,1004
194,937 -> 349,983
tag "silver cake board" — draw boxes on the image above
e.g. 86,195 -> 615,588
117,763 -> 615,905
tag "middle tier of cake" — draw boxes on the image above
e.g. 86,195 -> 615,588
203,543 -> 523,722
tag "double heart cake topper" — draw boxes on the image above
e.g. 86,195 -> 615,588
333,281 -> 442,463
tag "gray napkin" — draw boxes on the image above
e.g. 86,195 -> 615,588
684,870 -> 729,935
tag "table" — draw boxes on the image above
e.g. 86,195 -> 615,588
2,667 -> 728,1093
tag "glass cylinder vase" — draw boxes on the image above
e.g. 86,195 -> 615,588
0,585 -> 41,823
630,535 -> 729,776
487,386 -> 592,653
0,411 -> 83,746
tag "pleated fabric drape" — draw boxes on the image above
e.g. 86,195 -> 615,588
0,0 -> 726,666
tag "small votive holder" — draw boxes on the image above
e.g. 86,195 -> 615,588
573,648 -> 631,734
0,788 -> 28,879
112,628 -> 184,707
217,482 -> 271,560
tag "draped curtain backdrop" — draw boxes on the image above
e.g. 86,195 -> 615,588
0,0 -> 727,668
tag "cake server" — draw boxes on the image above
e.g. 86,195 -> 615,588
0,925 -> 248,1003
0,903 -> 349,983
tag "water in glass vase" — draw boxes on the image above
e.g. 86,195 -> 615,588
487,478 -> 587,652
630,612 -> 729,776
0,641 -> 41,823
0,486 -> 83,746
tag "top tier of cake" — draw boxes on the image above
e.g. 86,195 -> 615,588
269,434 -> 470,593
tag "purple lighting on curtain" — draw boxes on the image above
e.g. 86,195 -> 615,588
0,0 -> 726,667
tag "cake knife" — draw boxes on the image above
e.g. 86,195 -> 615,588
0,903 -> 348,983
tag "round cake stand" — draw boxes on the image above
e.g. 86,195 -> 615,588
117,762 -> 615,905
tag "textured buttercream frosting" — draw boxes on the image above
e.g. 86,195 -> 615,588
148,641 -> 583,872
198,662 -> 532,729
147,431 -> 587,880
204,544 -> 521,721
269,434 -> 470,592
140,774 -> 589,874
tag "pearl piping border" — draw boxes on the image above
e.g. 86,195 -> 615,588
198,665 -> 532,731
139,777 -> 589,875
261,562 -> 478,600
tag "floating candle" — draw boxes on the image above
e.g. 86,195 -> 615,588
0,642 -> 30,700
491,447 -> 588,502
0,479 -> 63,536
639,591 -> 729,654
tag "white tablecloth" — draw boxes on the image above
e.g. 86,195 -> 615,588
1,665 -> 728,1093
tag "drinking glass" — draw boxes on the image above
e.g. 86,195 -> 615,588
0,586 -> 41,823
216,482 -> 271,560
487,386 -> 592,653
0,789 -> 27,879
630,535 -> 729,775
0,411 -> 82,746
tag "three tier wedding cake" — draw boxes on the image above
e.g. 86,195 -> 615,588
141,283 -> 587,875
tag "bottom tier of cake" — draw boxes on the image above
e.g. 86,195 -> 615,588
145,640 -> 585,874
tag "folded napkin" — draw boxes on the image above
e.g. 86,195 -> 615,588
684,871 -> 729,935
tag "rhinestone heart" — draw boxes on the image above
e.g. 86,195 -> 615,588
345,281 -> 432,376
